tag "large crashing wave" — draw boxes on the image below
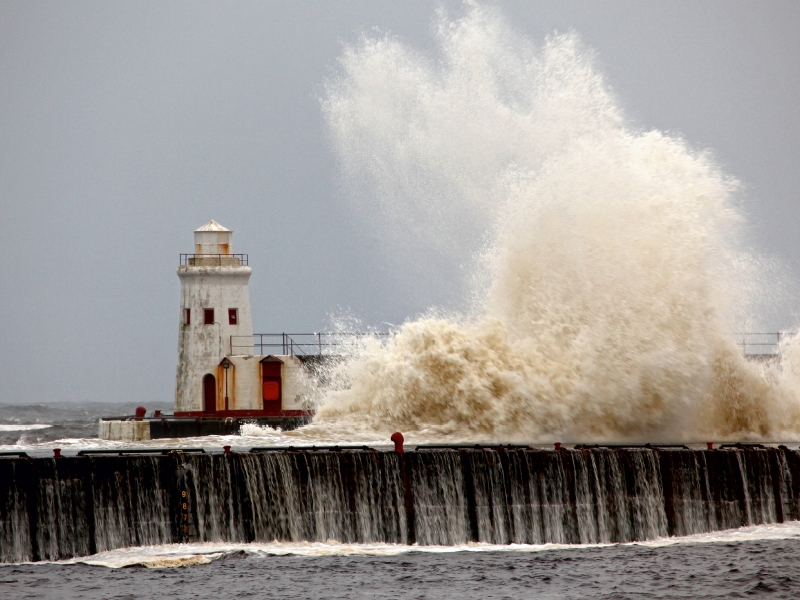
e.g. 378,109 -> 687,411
316,4 -> 800,442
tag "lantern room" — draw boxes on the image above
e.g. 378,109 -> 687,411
194,219 -> 232,255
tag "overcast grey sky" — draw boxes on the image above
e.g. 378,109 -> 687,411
1,1 -> 799,404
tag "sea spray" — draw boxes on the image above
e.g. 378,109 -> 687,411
316,3 -> 800,441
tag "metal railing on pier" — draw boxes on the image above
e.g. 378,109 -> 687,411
733,332 -> 796,356
229,331 -> 796,358
230,332 -> 390,356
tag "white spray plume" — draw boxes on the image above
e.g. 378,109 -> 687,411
316,3 -> 800,443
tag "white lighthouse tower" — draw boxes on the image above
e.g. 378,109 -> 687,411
175,220 -> 254,412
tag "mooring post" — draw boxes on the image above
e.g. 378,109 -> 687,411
223,445 -> 231,455
52,448 -> 61,458
707,442 -> 713,450
391,432 -> 404,453
391,433 -> 415,544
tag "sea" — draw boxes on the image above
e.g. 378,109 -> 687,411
1,400 -> 799,599
0,402 -> 154,448
1,524 -> 800,598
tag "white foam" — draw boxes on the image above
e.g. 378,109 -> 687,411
635,522 -> 800,547
16,521 -> 793,569
0,424 -> 52,432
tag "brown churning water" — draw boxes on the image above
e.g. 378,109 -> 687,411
314,4 -> 800,443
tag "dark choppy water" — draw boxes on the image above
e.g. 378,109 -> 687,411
0,402 -> 169,446
1,540 -> 799,599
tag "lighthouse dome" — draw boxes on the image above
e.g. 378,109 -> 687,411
194,220 -> 232,255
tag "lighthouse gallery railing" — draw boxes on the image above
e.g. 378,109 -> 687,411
180,253 -> 249,266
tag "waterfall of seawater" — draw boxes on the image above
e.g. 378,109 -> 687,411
1,447 -> 800,562
311,3 -> 800,442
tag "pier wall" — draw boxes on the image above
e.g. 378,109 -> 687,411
1,446 -> 799,562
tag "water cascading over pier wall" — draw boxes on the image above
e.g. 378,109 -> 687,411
2,446 -> 800,562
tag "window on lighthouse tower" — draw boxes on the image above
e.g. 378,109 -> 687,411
204,308 -> 214,325
228,308 -> 238,325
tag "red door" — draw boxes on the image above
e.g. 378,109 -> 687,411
203,374 -> 217,413
261,360 -> 282,414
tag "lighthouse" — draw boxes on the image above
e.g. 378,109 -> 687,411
171,220 -> 315,421
98,220 -> 314,440
175,220 -> 254,412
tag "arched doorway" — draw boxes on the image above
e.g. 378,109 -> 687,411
203,373 -> 217,413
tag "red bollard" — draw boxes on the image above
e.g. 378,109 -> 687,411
53,448 -> 61,458
135,406 -> 147,421
391,432 -> 404,453
554,442 -> 562,451
223,445 -> 231,455
154,410 -> 162,417
707,442 -> 714,450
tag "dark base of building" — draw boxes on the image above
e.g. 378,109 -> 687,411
151,416 -> 311,438
99,415 -> 313,440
